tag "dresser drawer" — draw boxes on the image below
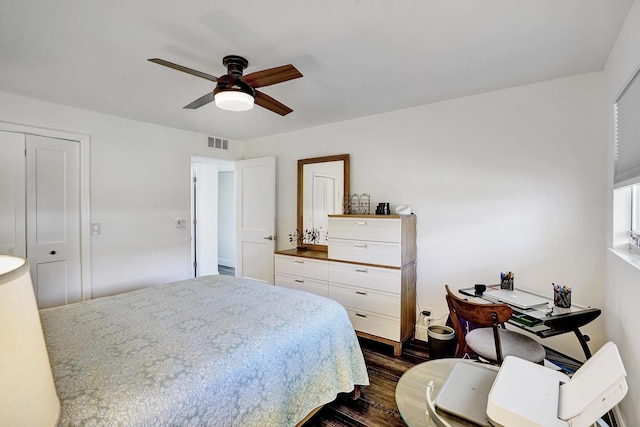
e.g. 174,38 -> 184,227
345,308 -> 400,342
329,216 -> 401,242
275,274 -> 329,298
274,255 -> 328,281
328,261 -> 400,293
329,238 -> 401,267
329,283 -> 399,318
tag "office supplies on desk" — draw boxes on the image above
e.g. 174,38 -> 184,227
510,312 -> 542,327
474,283 -> 486,295
483,289 -> 548,309
435,360 -> 498,427
500,271 -> 514,290
487,342 -> 627,427
553,283 -> 572,308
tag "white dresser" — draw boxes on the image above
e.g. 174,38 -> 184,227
274,252 -> 328,297
274,214 -> 416,356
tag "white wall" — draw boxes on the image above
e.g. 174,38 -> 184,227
245,72 -> 609,361
0,91 -> 243,298
604,0 -> 640,423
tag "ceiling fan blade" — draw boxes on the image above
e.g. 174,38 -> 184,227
148,58 -> 218,82
184,92 -> 214,109
242,64 -> 302,88
254,90 -> 293,116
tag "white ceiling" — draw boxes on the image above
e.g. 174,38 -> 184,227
0,1 -> 633,141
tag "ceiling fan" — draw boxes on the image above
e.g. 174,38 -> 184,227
147,55 -> 302,116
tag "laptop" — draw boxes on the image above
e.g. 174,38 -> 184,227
483,289 -> 548,309
435,360 -> 498,427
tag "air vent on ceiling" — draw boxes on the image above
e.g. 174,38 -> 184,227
207,136 -> 229,150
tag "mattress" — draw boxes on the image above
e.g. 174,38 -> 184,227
40,275 -> 369,426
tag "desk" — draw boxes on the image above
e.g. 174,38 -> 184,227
396,358 -> 613,427
458,286 -> 601,359
396,359 -> 479,427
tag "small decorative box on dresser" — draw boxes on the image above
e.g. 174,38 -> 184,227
328,214 -> 416,356
274,214 -> 417,356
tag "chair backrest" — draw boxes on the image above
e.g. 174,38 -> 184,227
444,285 -> 513,361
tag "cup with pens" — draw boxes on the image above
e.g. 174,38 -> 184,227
553,283 -> 572,308
500,272 -> 514,290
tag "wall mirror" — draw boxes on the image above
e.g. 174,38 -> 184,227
297,154 -> 350,251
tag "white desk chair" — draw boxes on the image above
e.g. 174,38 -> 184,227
425,381 -> 452,427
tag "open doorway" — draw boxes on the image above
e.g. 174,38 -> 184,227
191,157 -> 236,277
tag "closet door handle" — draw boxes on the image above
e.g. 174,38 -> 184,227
50,250 -> 56,255
355,268 -> 368,273
354,243 -> 367,248
295,279 -> 304,283
294,260 -> 304,264
355,291 -> 368,296
355,221 -> 367,226
355,313 -> 367,318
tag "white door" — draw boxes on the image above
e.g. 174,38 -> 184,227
191,163 -> 220,277
0,131 -> 26,257
26,134 -> 82,308
235,156 -> 276,283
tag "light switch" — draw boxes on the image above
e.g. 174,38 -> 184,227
91,223 -> 101,235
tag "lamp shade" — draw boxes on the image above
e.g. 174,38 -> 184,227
214,90 -> 254,111
0,255 -> 60,426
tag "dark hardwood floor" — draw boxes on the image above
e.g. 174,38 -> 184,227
304,337 -> 584,427
305,338 -> 429,427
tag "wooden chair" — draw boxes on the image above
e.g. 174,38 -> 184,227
444,285 -> 545,364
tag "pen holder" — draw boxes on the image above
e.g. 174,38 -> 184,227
500,278 -> 514,290
554,290 -> 571,308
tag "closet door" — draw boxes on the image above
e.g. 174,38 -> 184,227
0,131 -> 26,257
26,135 -> 81,308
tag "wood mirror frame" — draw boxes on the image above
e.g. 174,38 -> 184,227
297,154 -> 350,252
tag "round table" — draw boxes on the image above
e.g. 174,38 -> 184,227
395,358 -> 479,427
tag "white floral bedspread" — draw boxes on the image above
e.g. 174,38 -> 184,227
40,275 -> 369,426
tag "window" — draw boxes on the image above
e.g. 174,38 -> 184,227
614,67 -> 640,253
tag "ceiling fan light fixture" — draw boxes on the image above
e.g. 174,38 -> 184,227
214,90 -> 254,112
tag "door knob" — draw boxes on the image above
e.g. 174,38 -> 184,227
263,236 -> 274,241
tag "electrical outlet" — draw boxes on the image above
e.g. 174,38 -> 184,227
421,308 -> 434,325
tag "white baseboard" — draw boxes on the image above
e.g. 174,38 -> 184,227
415,324 -> 429,341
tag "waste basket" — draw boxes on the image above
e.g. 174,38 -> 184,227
427,325 -> 456,359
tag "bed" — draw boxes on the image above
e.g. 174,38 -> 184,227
39,275 -> 369,426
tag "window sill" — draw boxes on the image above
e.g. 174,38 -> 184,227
609,247 -> 640,271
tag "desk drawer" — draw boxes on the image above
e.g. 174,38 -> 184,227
275,274 -> 328,298
274,255 -> 328,281
329,283 -> 399,318
329,217 -> 401,242
328,261 -> 400,293
345,308 -> 400,341
329,238 -> 401,267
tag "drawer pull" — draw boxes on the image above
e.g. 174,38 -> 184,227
355,268 -> 368,273
355,291 -> 368,295
355,313 -> 367,318
295,279 -> 304,283
354,243 -> 368,248
355,221 -> 367,226
294,260 -> 304,264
